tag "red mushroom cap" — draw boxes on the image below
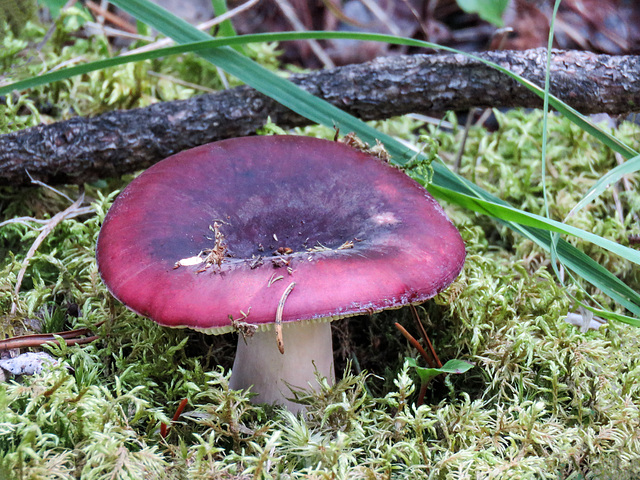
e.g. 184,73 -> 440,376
96,136 -> 465,333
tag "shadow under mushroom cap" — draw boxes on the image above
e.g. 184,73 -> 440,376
96,135 -> 466,332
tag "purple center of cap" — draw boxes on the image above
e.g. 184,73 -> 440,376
96,136 -> 466,332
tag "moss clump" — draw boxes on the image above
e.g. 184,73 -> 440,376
0,366 -> 169,479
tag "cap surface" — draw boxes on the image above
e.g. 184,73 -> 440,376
96,136 -> 465,332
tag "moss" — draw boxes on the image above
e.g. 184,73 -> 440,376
1,15 -> 640,480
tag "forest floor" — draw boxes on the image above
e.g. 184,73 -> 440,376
1,3 -> 640,479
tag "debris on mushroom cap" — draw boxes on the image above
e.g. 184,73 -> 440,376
96,136 -> 466,333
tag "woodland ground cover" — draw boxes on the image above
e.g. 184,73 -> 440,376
1,5 -> 640,479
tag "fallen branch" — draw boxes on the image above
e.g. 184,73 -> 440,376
1,48 -> 638,186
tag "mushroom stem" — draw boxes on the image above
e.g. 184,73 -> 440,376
229,321 -> 334,412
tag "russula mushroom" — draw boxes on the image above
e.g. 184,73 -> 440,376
96,135 -> 465,411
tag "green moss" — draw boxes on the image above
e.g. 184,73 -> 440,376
1,15 -> 640,480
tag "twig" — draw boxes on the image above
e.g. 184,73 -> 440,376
4,50 -> 640,187
417,382 -> 428,407
10,191 -> 88,314
0,208 -> 94,230
46,55 -> 89,73
84,21 -> 155,42
85,0 -> 137,34
275,0 -> 335,68
473,108 -> 493,128
399,308 -> 444,406
275,282 -> 296,354
0,334 -> 99,351
5,327 -> 90,342
395,319 -> 435,407
360,0 -> 402,36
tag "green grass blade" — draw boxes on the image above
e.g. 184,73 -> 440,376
0,41 -> 227,95
514,225 -> 640,317
553,241 -> 640,317
211,0 -> 238,38
427,156 -> 640,316
427,184 -> 640,267
545,1 -> 566,311
580,304 -> 640,328
427,159 -> 640,317
565,154 -> 640,220
540,0 -> 562,222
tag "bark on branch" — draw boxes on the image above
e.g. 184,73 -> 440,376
1,48 -> 639,187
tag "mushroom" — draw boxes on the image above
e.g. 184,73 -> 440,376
96,135 -> 465,411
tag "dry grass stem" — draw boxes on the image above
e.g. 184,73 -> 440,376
11,192 -> 90,314
275,282 -> 296,354
84,0 -> 138,33
0,209 -> 94,229
275,0 -> 335,68
84,22 -> 156,42
360,0 -> 402,36
26,171 -> 75,204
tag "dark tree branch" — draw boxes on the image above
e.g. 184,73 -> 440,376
1,48 -> 638,186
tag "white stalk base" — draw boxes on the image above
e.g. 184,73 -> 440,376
229,321 -> 335,412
